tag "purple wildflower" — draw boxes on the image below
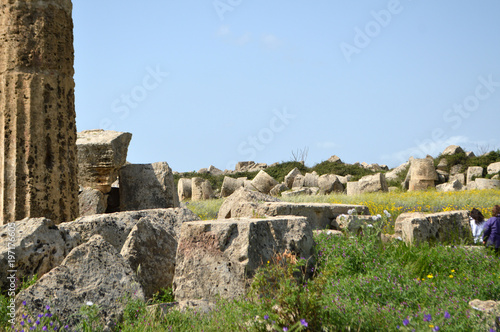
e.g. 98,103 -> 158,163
403,318 -> 409,326
424,314 -> 432,322
283,328 -> 288,332
264,315 -> 269,320
300,319 -> 308,327
444,311 -> 450,319
46,305 -> 50,311
22,301 -> 26,306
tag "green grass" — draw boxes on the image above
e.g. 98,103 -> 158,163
5,190 -> 500,331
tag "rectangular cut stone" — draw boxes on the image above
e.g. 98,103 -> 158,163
394,210 -> 472,245
173,216 -> 314,301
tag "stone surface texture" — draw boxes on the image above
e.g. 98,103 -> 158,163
408,158 -> 438,191
217,187 -> 281,219
394,210 -> 472,245
0,0 -> 78,224
120,218 -> 178,298
76,129 -> 132,193
0,218 -> 79,291
177,178 -> 192,201
191,177 -> 215,201
251,170 -> 279,194
220,176 -> 244,198
173,217 -> 314,301
119,162 -> 179,211
15,235 -> 144,330
60,208 -> 200,251
78,187 -> 107,216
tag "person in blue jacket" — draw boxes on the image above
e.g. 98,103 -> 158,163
483,205 -> 500,254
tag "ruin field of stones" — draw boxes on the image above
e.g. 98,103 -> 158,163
1,0 -> 500,330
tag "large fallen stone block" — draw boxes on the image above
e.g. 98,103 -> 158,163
284,167 -> 302,188
220,176 -> 245,198
173,216 -> 314,301
0,218 -> 79,292
251,170 -> 279,194
120,219 -> 177,298
407,158 -> 438,191
304,172 -> 319,187
77,129 -> 132,193
467,178 -> 500,190
15,235 -> 144,330
192,177 -> 216,201
78,187 -> 107,216
394,210 -> 472,245
436,179 -> 463,192
60,208 -> 200,251
318,174 -> 344,195
119,162 -> 180,211
218,187 -> 280,219
218,188 -> 368,229
177,178 -> 192,201
467,166 -> 484,184
346,181 -> 360,196
358,173 -> 388,193
488,162 -> 500,175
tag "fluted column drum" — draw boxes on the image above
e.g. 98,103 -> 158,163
0,0 -> 78,224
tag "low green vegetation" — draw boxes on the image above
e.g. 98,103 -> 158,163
4,190 -> 500,331
435,150 -> 500,175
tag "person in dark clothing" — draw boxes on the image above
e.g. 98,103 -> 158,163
483,205 -> 500,254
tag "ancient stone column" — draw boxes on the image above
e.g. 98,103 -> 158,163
0,0 -> 78,224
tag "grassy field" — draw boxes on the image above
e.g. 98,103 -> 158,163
3,189 -> 500,331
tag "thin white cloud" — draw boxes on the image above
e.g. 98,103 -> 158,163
217,25 -> 231,36
316,141 -> 337,149
261,34 -> 283,50
236,32 -> 252,46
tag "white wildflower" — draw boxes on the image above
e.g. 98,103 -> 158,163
384,210 -> 391,218
86,301 -> 93,306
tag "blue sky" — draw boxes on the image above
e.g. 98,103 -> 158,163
72,1 -> 500,172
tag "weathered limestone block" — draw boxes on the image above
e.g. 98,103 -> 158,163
15,235 -> 144,330
173,217 -> 314,301
304,172 -> 319,187
0,218 -> 79,292
346,182 -> 360,196
60,208 -> 200,251
488,162 -> 500,175
0,0 -> 78,224
208,165 -> 223,176
450,164 -> 463,175
436,170 -> 449,184
408,158 -> 438,191
337,215 -> 380,234
385,162 -> 410,182
436,158 -> 448,171
281,188 -> 317,197
120,219 -> 177,298
449,173 -> 466,186
394,211 -> 472,245
177,178 -> 192,201
292,174 -> 305,188
235,161 -> 255,172
358,173 -> 388,193
284,167 -> 302,188
467,166 -> 484,184
220,176 -> 244,198
269,183 -> 289,196
318,174 -> 344,195
218,188 -> 368,229
468,178 -> 500,190
469,299 -> 500,331
251,170 -> 278,194
218,187 -> 280,219
436,180 -> 463,192
76,130 -> 132,193
192,177 -> 215,201
327,155 -> 342,163
442,145 -> 464,155
119,162 -> 179,211
79,188 -> 107,216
